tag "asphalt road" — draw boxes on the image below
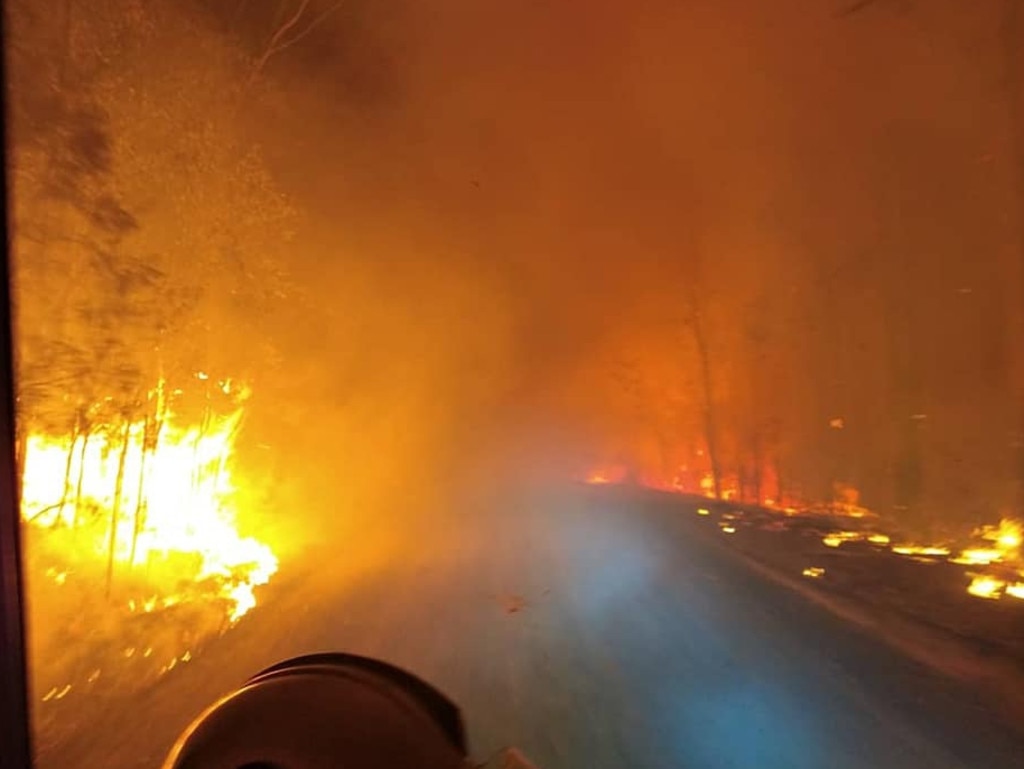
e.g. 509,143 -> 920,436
39,484 -> 1024,769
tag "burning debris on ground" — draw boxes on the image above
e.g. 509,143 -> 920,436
581,469 -> 1024,666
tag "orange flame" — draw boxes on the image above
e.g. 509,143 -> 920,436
951,519 -> 1022,567
20,402 -> 276,623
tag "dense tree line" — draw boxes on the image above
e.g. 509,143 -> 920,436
7,0 -> 300,572
9,0 -> 296,438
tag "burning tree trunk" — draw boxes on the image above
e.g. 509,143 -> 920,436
105,419 -> 131,597
128,413 -> 152,569
54,412 -> 81,526
72,426 -> 91,524
14,422 -> 27,496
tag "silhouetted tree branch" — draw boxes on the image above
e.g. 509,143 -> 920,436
249,0 -> 343,82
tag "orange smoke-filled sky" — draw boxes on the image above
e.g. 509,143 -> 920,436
209,0 -> 1020,527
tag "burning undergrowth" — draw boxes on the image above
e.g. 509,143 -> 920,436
581,460 -> 1024,606
20,375 -> 278,728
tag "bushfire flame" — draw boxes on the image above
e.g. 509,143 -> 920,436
967,575 -> 1005,600
20,404 -> 277,623
891,545 -> 951,558
582,463 -> 1024,604
951,519 -> 1021,566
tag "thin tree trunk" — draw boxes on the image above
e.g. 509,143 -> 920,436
142,384 -> 166,562
106,420 -> 131,598
15,423 -> 27,495
738,462 -> 750,504
72,428 -> 90,524
129,415 -> 151,569
54,414 -> 80,527
752,432 -> 764,505
250,0 -> 311,81
654,428 -> 672,487
690,307 -> 722,499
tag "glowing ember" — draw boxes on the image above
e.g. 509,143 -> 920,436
20,400 -> 277,623
720,524 -> 736,534
802,567 -> 825,579
822,529 -> 892,549
822,531 -> 860,548
584,465 -> 629,485
1006,583 -> 1024,600
41,685 -> 72,702
696,508 -> 710,516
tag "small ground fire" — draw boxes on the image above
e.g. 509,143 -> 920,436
583,463 -> 1024,603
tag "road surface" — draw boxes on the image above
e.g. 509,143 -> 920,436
38,484 -> 1024,768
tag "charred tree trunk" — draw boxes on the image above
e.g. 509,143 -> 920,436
72,428 -> 90,525
752,432 -> 764,505
887,248 -> 925,526
14,422 -> 27,494
105,420 -> 131,598
690,307 -> 722,499
54,413 -> 81,527
129,414 -> 152,569
738,462 -> 751,504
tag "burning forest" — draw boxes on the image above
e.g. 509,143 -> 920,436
20,376 -> 276,624
6,0 -> 300,734
6,1 -> 1024,767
